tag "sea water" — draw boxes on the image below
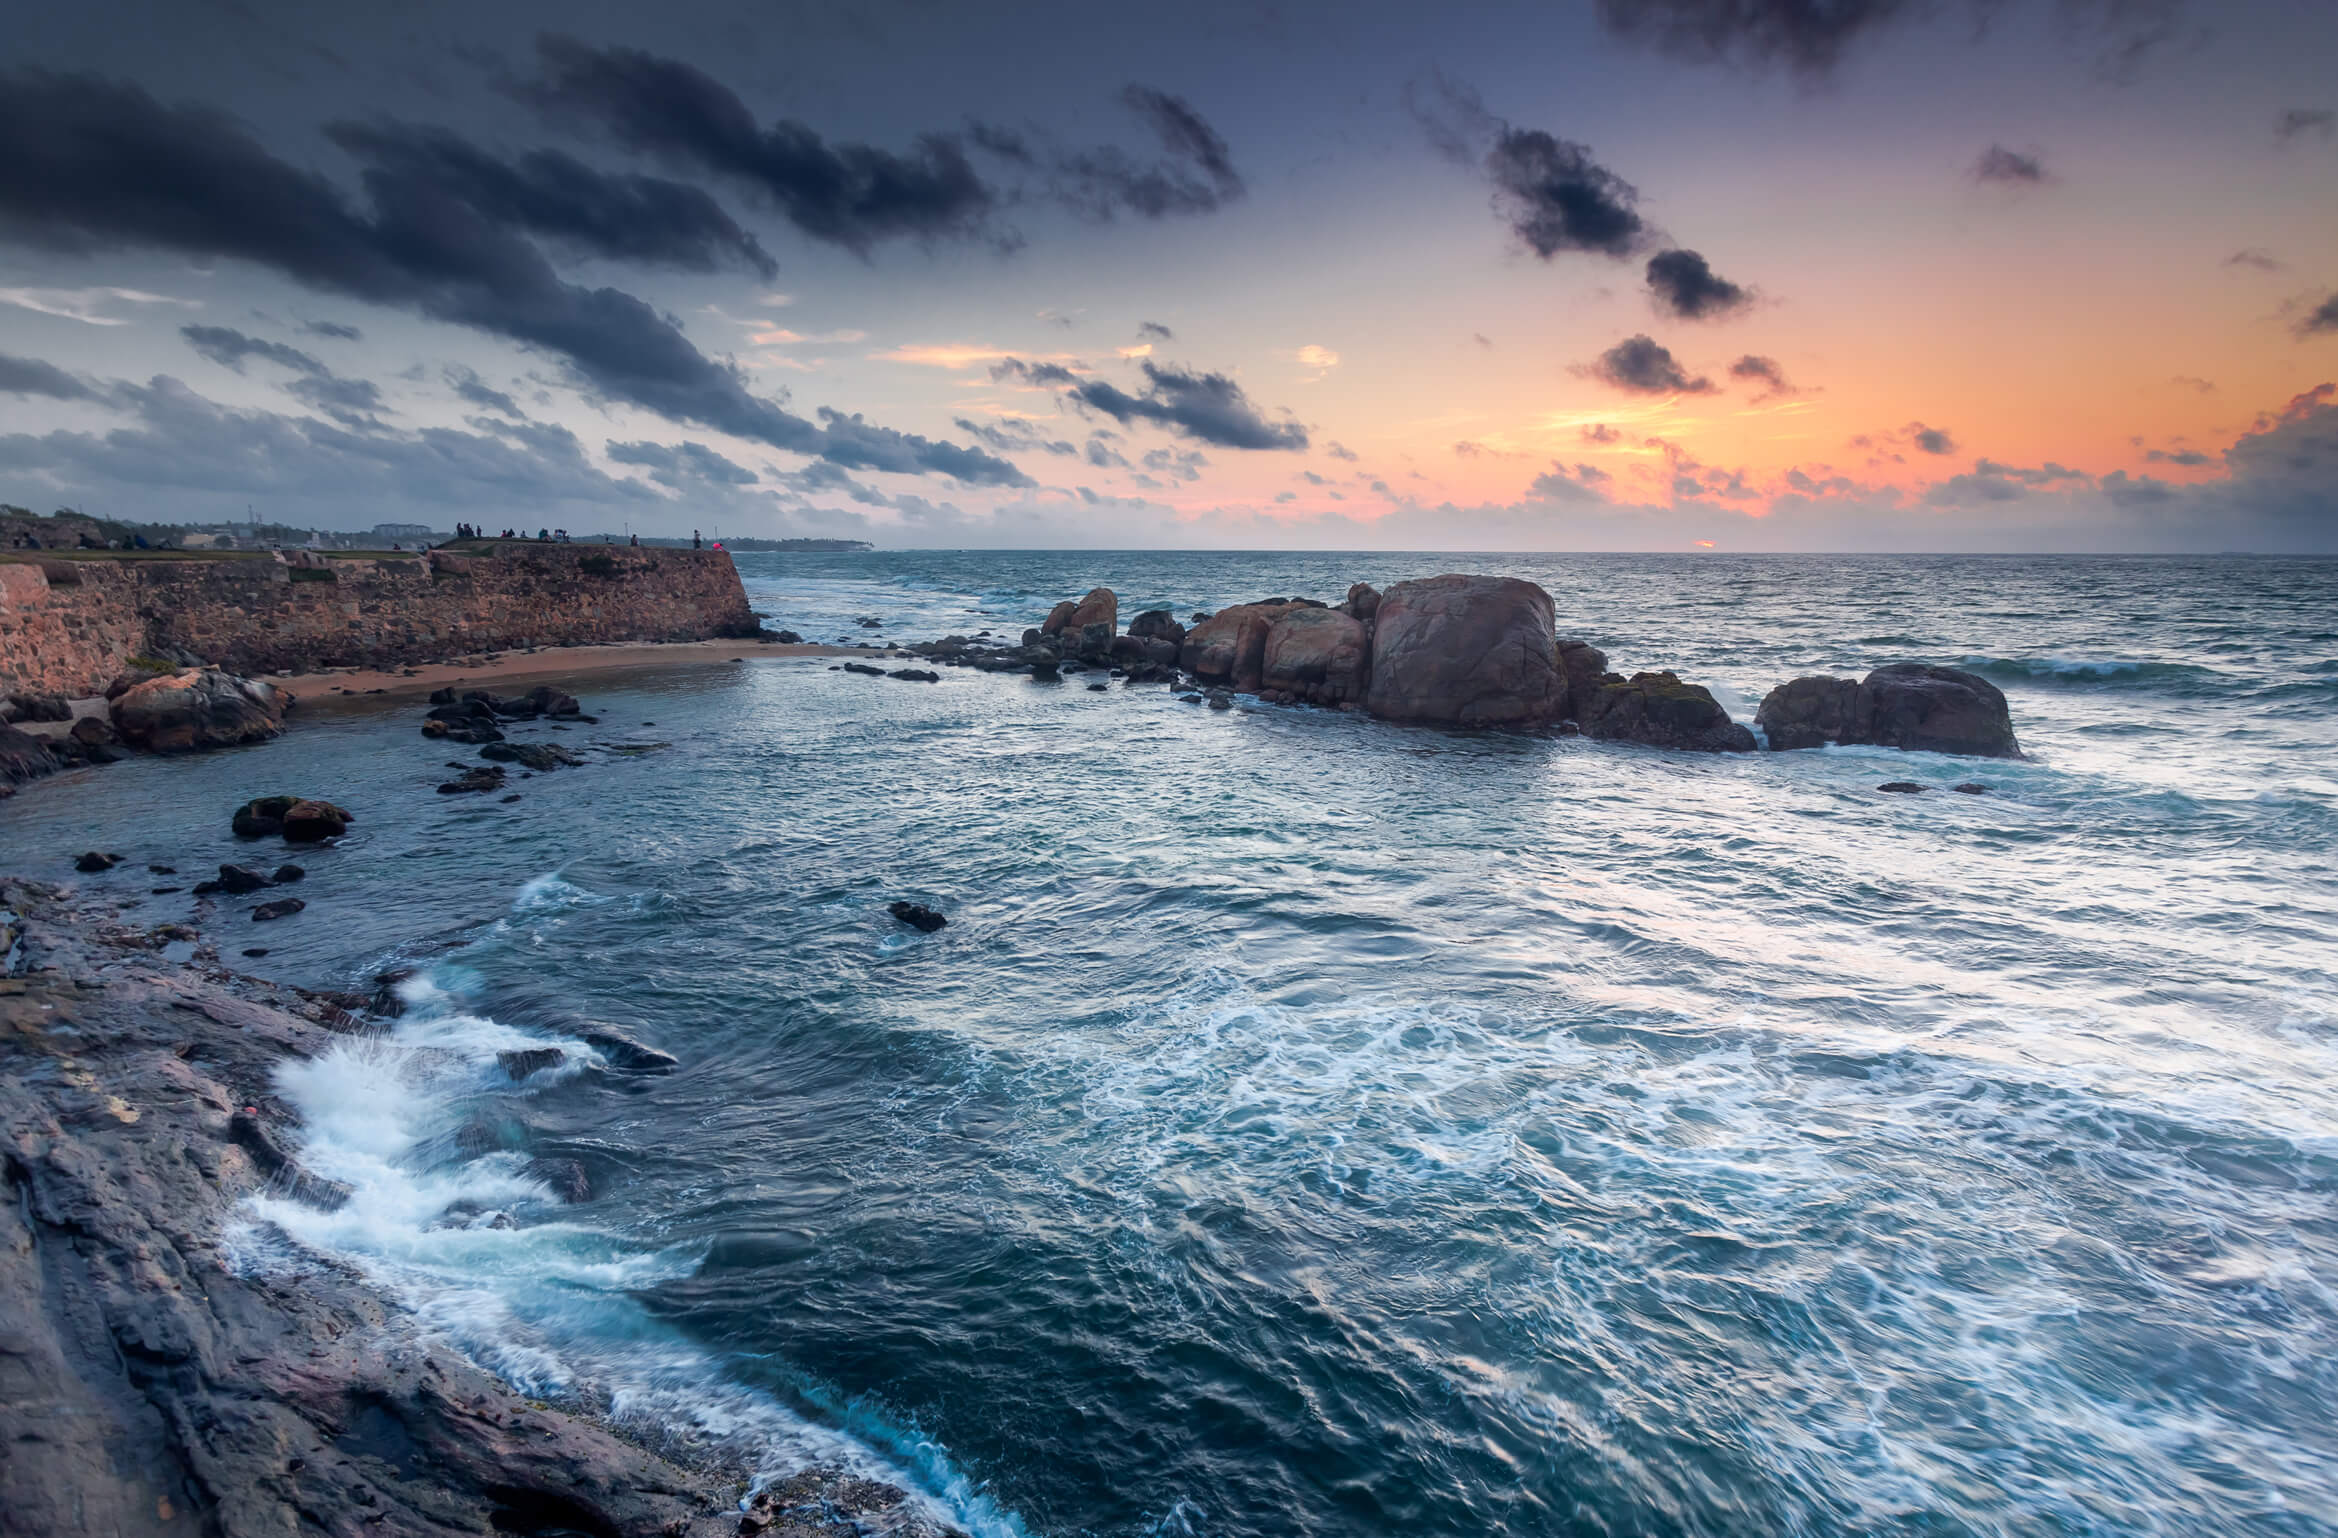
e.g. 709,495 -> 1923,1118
5,552 -> 2335,1537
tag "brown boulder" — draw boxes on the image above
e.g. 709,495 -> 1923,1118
1578,671 -> 1756,752
1179,602 -> 1304,692
281,799 -> 353,842
1362,575 -> 1566,727
1755,664 -> 2020,758
1041,599 -> 1079,636
1261,606 -> 1371,706
110,668 -> 286,753
1065,586 -> 1118,633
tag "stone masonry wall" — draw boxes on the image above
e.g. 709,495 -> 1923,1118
0,544 -> 759,697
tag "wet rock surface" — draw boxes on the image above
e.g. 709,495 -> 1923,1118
0,881 -> 964,1538
1757,664 -> 2022,758
109,667 -> 289,753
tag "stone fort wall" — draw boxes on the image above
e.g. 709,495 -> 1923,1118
0,544 -> 759,697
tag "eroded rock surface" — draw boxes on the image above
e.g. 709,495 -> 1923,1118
110,668 -> 288,753
1757,663 -> 2021,758
1363,575 -> 1565,727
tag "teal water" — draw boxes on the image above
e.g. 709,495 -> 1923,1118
6,553 -> 2337,1537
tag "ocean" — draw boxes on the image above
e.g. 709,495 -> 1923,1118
7,551 -> 2337,1537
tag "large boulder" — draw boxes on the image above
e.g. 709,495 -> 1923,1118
110,669 -> 287,753
1072,621 -> 1115,664
1179,602 -> 1304,692
1065,587 -> 1118,633
1040,600 -> 1079,637
1362,575 -> 1566,727
1261,606 -> 1371,706
1127,609 -> 1186,646
1755,664 -> 2020,758
1578,671 -> 1756,753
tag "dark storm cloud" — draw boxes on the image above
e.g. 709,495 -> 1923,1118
445,365 -> 524,418
1646,248 -> 1751,320
2298,293 -> 2338,338
0,352 -> 96,400
181,324 -> 326,377
1137,321 -> 1175,341
1067,362 -> 1307,450
606,438 -> 759,486
324,120 -> 778,278
0,69 -> 1026,487
989,358 -> 1083,387
1593,0 -> 1922,78
952,417 -> 1078,458
1043,88 -> 1245,220
1409,75 -> 1647,259
2275,108 -> 2335,142
1485,128 -> 1646,258
182,324 -> 386,426
1973,145 -> 2048,184
1595,0 -> 2194,82
1729,354 -> 1793,395
1583,335 -> 1713,395
302,320 -> 363,341
522,36 -> 992,252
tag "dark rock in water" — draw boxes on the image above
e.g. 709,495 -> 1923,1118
0,724 -> 59,787
769,628 -> 805,644
525,1156 -> 593,1204
1028,656 -> 1061,680
577,1027 -> 678,1074
428,685 -> 458,704
1207,688 -> 1234,710
437,766 -> 507,795
888,667 -> 941,682
232,795 -> 295,838
1128,608 -> 1187,646
1756,664 -> 2021,758
1178,692 -> 1204,704
1122,661 -> 1179,684
1578,671 -> 1757,753
242,946 -> 269,956
480,741 -> 583,771
1953,782 -> 1989,794
1556,640 -> 1609,721
212,863 -> 273,895
517,683 -> 582,718
1365,576 -> 1567,727
498,1046 -> 567,1080
111,668 -> 287,753
500,793 -> 522,803
1877,781 -> 1926,794
1087,681 -> 1109,691
1073,620 -> 1115,663
370,968 -> 415,1016
150,886 -> 182,895
251,897 -> 305,921
270,864 -> 306,884
842,661 -> 887,676
280,798 -> 351,842
889,900 -> 948,933
73,851 -> 122,873
148,864 -> 176,874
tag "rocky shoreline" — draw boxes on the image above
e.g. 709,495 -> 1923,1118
0,880 -> 967,1538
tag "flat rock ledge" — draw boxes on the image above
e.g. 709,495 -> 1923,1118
0,878 -> 962,1538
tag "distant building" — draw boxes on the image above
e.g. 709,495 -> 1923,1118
370,522 -> 434,540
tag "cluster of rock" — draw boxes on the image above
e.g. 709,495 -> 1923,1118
420,682 -> 587,744
0,665 -> 294,794
903,574 -> 2024,760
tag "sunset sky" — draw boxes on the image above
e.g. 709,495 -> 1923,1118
2,0 -> 2334,549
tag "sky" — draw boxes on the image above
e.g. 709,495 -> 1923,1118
1,0 -> 2334,551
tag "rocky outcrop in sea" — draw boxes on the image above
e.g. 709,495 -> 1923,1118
901,574 -> 2022,758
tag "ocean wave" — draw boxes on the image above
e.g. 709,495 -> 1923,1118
1956,655 -> 2230,692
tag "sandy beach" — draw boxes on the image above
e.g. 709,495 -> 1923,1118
261,636 -> 907,702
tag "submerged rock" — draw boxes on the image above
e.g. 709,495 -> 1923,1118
889,900 -> 948,933
1364,575 -> 1566,727
250,896 -> 305,921
73,851 -> 122,873
479,741 -> 583,771
1877,781 -> 1925,794
497,1046 -> 567,1080
437,766 -> 507,795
